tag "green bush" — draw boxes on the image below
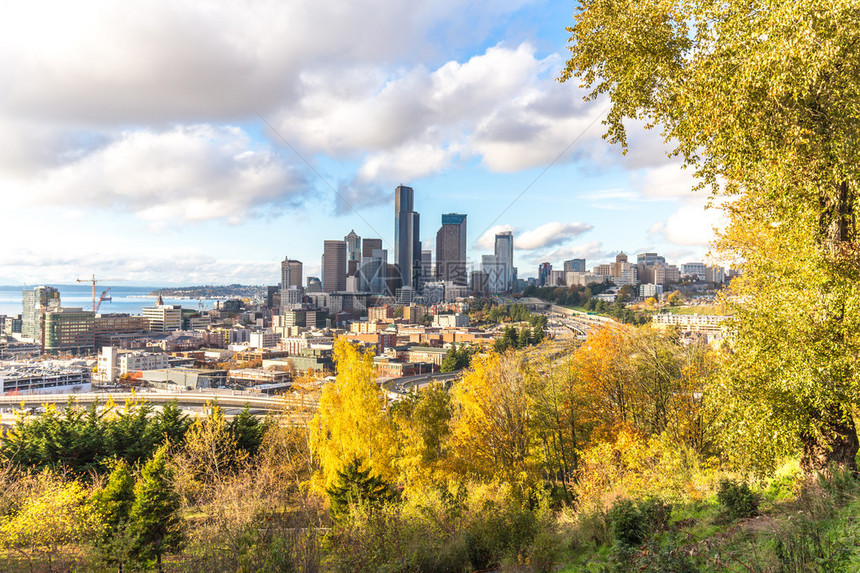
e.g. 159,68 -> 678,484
607,497 -> 671,547
717,478 -> 758,519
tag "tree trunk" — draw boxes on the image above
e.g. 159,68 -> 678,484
800,407 -> 858,474
156,553 -> 162,573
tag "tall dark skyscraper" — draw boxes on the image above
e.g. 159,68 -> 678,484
323,240 -> 347,293
394,185 -> 421,289
436,213 -> 467,285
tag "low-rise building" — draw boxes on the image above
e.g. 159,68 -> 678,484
0,361 -> 91,395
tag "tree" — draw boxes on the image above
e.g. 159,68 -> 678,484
310,339 -> 397,489
325,456 -> 394,521
228,406 -> 269,457
450,353 -> 537,491
130,445 -> 184,573
667,291 -> 684,307
562,1 -> 860,473
92,459 -> 136,571
0,472 -> 100,570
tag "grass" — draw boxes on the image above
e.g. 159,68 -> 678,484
554,466 -> 860,573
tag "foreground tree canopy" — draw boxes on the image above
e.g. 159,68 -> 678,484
563,0 -> 860,472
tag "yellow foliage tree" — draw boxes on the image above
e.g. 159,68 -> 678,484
0,472 -> 100,568
450,352 -> 538,492
309,339 -> 397,490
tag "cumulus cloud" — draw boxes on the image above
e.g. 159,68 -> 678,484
474,224 -> 515,250
522,241 -> 608,266
271,42 -> 601,189
18,125 -> 310,225
515,221 -> 593,250
648,202 -> 727,247
0,0 -> 530,125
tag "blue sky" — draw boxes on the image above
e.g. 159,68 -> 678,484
0,0 -> 724,286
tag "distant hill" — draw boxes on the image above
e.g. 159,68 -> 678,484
148,284 -> 263,299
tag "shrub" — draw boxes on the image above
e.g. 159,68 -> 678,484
716,478 -> 758,519
607,497 -> 672,547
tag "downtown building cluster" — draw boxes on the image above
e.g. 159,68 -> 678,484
534,252 -> 728,299
272,185 -> 518,318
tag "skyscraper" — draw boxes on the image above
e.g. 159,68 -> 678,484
22,286 -> 60,344
362,238 -> 382,258
345,230 -> 362,277
421,249 -> 433,282
494,231 -> 514,291
280,258 -> 303,289
345,230 -> 361,262
564,259 -> 586,273
323,240 -> 347,293
394,185 -> 421,289
436,213 -> 467,285
538,262 -> 552,287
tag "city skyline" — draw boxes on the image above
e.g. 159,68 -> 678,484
0,1 -> 726,286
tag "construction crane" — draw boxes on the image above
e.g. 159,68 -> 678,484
94,288 -> 112,313
76,274 -> 124,313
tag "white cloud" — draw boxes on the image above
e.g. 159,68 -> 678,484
632,163 -> 703,201
0,1 -> 529,125
648,202 -> 727,247
522,240 -> 608,266
515,221 -> 593,250
474,224 -> 515,250
14,125 -> 309,225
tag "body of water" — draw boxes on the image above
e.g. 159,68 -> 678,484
0,284 -> 220,317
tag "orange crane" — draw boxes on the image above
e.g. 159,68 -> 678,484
76,275 -> 124,313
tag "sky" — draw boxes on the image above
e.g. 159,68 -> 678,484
0,0 -> 726,286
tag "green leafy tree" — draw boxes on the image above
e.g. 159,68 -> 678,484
130,445 -> 184,573
562,0 -> 860,472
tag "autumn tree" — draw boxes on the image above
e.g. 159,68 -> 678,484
562,0 -> 860,472
391,385 -> 453,487
0,472 -> 100,570
310,339 -> 397,490
450,352 -> 537,491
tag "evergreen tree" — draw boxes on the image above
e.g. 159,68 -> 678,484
92,459 -> 136,571
325,456 -> 393,521
130,445 -> 184,573
228,405 -> 268,457
151,400 -> 190,446
440,345 -> 459,373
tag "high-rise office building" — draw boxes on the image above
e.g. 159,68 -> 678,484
323,240 -> 347,293
394,185 -> 421,289
436,213 -> 467,285
538,262 -> 552,287
482,255 -> 506,294
421,250 -> 433,282
345,230 -> 361,263
44,307 -> 95,355
494,231 -> 514,291
362,238 -> 383,258
359,248 -> 388,294
280,258 -> 303,289
563,259 -> 586,273
22,286 -> 61,344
